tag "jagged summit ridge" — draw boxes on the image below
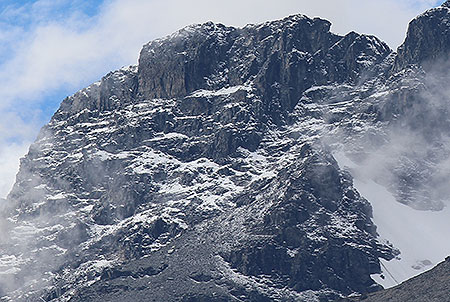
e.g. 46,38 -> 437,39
56,14 -> 391,125
137,14 -> 391,126
442,0 -> 450,8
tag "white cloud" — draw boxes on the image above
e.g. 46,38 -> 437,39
0,111 -> 40,198
0,142 -> 29,198
0,0 -> 444,197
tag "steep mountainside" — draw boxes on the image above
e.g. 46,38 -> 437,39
1,2 -> 450,302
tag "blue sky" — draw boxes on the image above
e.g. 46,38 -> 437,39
0,0 -> 445,197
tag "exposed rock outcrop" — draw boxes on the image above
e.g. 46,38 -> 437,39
394,1 -> 450,71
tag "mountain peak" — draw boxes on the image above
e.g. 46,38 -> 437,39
137,14 -> 389,108
393,1 -> 450,71
5,9 -> 450,302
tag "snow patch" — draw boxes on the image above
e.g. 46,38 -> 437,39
189,85 -> 252,98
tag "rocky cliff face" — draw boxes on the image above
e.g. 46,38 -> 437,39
0,2 -> 449,302
394,1 -> 450,71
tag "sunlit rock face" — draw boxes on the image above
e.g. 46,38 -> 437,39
1,3 -> 450,302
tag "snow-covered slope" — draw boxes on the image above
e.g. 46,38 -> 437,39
344,256 -> 450,302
